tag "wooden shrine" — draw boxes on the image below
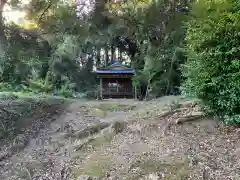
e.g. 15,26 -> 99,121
94,61 -> 137,99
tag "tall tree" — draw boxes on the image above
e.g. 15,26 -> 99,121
0,0 -> 6,57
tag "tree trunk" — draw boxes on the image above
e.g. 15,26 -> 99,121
86,55 -> 94,71
104,46 -> 109,66
165,49 -> 176,95
111,46 -> 114,63
119,49 -> 122,61
96,47 -> 101,67
40,42 -> 51,79
0,0 -> 6,58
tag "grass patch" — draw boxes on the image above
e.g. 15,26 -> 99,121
133,158 -> 192,180
71,122 -> 110,140
14,167 -> 32,180
72,153 -> 112,178
90,108 -> 107,117
88,133 -> 115,147
72,133 -> 115,153
73,121 -> 125,152
88,102 -> 136,118
95,103 -> 136,112
85,121 -> 127,148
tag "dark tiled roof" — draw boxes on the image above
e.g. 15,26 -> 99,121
95,69 -> 135,74
95,60 -> 135,74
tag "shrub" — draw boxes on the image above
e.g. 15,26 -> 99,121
28,79 -> 54,93
183,0 -> 240,123
84,85 -> 100,99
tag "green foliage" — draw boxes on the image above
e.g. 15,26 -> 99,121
28,79 -> 54,93
54,80 -> 76,98
132,71 -> 147,88
0,0 -> 239,128
183,0 -> 240,123
130,0 -> 189,98
0,0 -> 189,100
146,47 -> 185,97
84,85 -> 100,99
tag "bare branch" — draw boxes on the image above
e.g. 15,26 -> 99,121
38,1 -> 52,23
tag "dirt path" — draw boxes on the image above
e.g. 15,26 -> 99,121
1,96 -> 240,180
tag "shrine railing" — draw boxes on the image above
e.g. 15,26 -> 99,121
102,87 -> 133,94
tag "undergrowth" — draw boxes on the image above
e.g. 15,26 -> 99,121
0,93 -> 67,145
183,0 -> 240,124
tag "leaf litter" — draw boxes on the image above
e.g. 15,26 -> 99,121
0,96 -> 240,180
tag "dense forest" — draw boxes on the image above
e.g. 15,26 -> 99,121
0,0 -> 239,123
